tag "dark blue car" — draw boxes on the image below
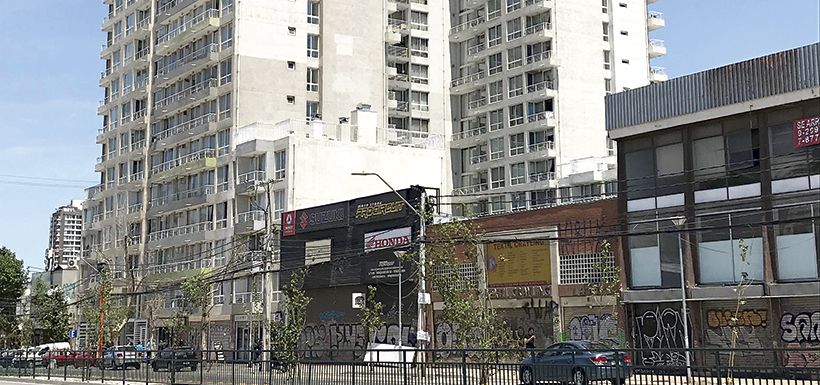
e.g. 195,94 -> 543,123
519,341 -> 632,385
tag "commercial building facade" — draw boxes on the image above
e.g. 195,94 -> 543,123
607,43 -> 820,368
447,0 -> 665,215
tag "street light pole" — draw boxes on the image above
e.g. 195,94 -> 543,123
672,217 -> 692,382
352,173 -> 427,348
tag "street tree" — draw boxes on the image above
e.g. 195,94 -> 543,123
584,239 -> 626,346
358,285 -> 383,345
30,278 -> 70,344
421,219 -> 514,385
79,264 -> 129,349
0,247 -> 27,347
268,268 -> 311,380
181,268 -> 214,351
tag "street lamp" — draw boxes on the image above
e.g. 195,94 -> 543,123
393,249 -> 407,347
671,216 -> 692,381
351,172 -> 428,347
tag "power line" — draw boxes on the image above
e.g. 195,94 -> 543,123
0,174 -> 97,183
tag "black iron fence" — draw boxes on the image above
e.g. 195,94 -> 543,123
0,347 -> 817,385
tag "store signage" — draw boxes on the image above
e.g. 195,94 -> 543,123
296,203 -> 347,233
364,227 -> 412,252
488,285 -> 552,300
282,211 -> 296,236
365,259 -> 405,281
353,192 -> 409,224
793,116 -> 820,148
486,240 -> 551,288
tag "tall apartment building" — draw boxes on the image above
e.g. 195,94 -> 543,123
82,0 -> 450,347
447,0 -> 665,215
45,201 -> 84,271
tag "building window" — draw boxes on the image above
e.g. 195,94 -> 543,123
305,239 -> 331,266
410,118 -> 429,132
306,68 -> 319,91
488,25 -> 502,47
773,202 -> 819,281
488,80 -> 503,104
603,22 -> 609,41
510,162 -> 525,185
509,104 -> 524,127
603,50 -> 611,70
509,133 -> 525,156
287,95 -> 295,104
489,109 -> 504,131
488,53 -> 503,76
530,190 -> 548,208
696,211 -> 764,284
490,166 -> 505,189
411,91 -> 429,112
489,137 -> 504,160
511,192 -> 527,211
307,0 -> 320,24
218,93 -> 232,120
605,78 -> 612,93
274,150 -> 286,180
506,18 -> 522,41
287,61 -> 296,70
220,58 -> 232,85
288,26 -> 296,35
508,75 -> 523,98
273,190 -> 286,219
410,37 -> 429,57
306,101 -> 320,120
410,64 -> 429,84
507,47 -> 522,69
307,34 -> 319,57
490,196 -> 504,214
410,11 -> 428,30
628,217 -> 682,288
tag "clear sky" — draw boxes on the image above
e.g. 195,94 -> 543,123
0,1 -> 818,270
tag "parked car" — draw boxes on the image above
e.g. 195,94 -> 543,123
11,347 -> 49,368
71,352 -> 98,368
519,341 -> 633,385
40,350 -> 76,367
0,350 -> 16,368
99,346 -> 141,370
151,347 -> 198,372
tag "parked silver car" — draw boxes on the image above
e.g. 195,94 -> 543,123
519,341 -> 633,385
99,346 -> 141,370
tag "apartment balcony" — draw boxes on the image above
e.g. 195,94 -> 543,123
146,221 -> 214,247
522,0 -> 553,15
99,63 -> 120,85
123,47 -> 150,73
377,127 -> 445,150
525,111 -> 556,129
450,17 -> 486,42
650,66 -> 668,82
148,184 -> 216,215
156,0 -> 206,23
527,140 -> 556,158
153,113 -> 218,149
124,17 -> 151,41
647,11 -> 665,31
409,0 -> 429,10
523,80 -> 557,102
388,72 -> 410,88
522,22 -> 554,44
450,125 -> 488,146
153,78 -> 218,116
467,97 -> 488,116
387,46 -> 410,62
450,71 -> 486,93
150,148 -> 218,181
235,210 -> 266,234
452,183 -> 489,196
386,0 -> 408,12
523,50 -> 554,71
235,171 -> 268,195
155,8 -> 220,56
388,18 -> 410,35
527,171 -> 558,188
155,44 -> 219,87
649,39 -> 667,57
388,97 -> 410,115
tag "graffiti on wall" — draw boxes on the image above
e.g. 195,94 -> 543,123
559,219 -> 605,255
781,312 -> 820,344
707,309 -> 768,328
300,322 -> 416,359
632,306 -> 688,366
567,313 -> 619,346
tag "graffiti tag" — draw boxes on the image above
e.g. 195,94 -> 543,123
568,313 -> 619,346
781,312 -> 820,343
632,306 -> 688,366
706,309 -> 768,328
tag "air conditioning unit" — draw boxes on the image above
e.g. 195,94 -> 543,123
68,259 -> 77,268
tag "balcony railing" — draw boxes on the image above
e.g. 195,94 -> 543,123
470,154 -> 488,164
377,128 -> 445,150
386,46 -> 409,58
155,43 -> 219,79
528,171 -> 556,183
526,80 -> 555,93
450,16 -> 485,35
528,141 -> 554,152
237,210 -> 265,223
527,111 -> 554,123
156,8 -> 219,46
147,221 -> 214,242
154,113 -> 217,142
154,78 -> 217,109
237,170 -> 266,185
525,50 -> 552,65
453,183 -> 489,195
524,22 -> 551,35
451,71 -> 486,88
451,125 -> 487,141
468,98 -> 487,110
150,148 -> 216,175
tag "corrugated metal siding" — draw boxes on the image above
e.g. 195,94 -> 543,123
606,43 -> 820,130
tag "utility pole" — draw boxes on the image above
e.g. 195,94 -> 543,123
416,189 -> 427,348
96,262 -> 106,359
262,180 -> 273,350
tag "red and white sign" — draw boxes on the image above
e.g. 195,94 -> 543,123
282,211 -> 296,237
793,116 -> 820,148
364,227 -> 412,252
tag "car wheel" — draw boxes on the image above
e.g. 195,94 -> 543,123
610,379 -> 623,385
520,366 -> 534,385
573,369 -> 588,385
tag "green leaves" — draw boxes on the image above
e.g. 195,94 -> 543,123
359,285 -> 384,344
268,268 -> 311,373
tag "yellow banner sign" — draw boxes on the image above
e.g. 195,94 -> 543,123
486,240 -> 551,288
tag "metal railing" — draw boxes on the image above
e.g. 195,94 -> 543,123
237,170 -> 266,185
150,148 -> 216,175
451,71 -> 486,88
155,43 -> 219,79
4,347 -> 816,385
156,8 -> 219,45
236,210 -> 265,223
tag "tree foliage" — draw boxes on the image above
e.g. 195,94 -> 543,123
182,268 -> 213,350
30,278 -> 70,344
0,247 -> 26,347
584,239 -> 626,346
359,285 -> 384,345
79,265 -> 129,349
422,219 -> 513,385
268,268 -> 310,376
